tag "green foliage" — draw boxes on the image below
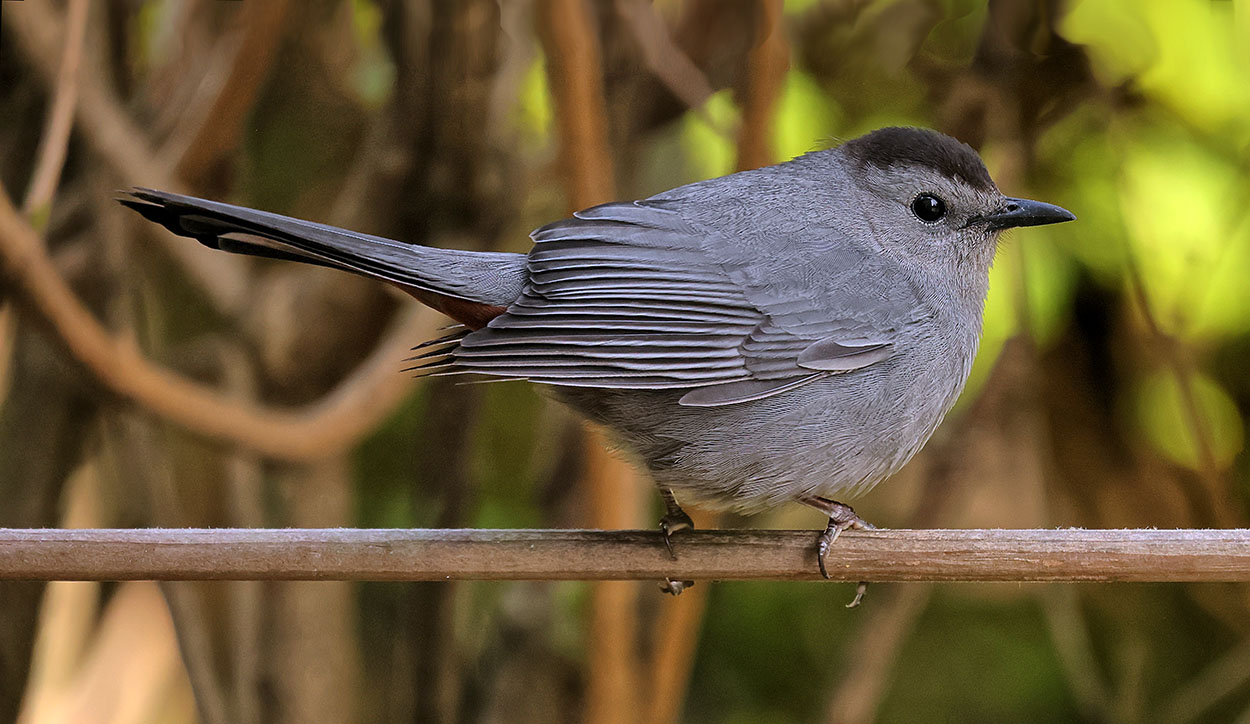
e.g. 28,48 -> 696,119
773,71 -> 843,162
1134,369 -> 1245,470
349,0 -> 395,108
681,90 -> 738,179
1124,132 -> 1250,338
1063,0 -> 1250,138
517,52 -> 555,147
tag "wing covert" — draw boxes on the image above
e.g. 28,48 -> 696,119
428,200 -> 919,405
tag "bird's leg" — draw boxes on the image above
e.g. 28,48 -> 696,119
803,496 -> 874,605
658,488 -> 694,561
657,489 -> 695,595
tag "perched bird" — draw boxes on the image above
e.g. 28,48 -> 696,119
121,127 -> 1074,579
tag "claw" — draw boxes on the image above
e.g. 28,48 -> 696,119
817,531 -> 833,579
659,509 -> 694,560
815,520 -> 847,580
846,581 -> 868,608
658,489 -> 694,561
659,578 -> 695,596
813,506 -> 872,579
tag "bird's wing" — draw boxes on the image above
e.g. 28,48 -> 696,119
436,200 -> 922,407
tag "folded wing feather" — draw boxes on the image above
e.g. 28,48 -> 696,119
435,200 -> 914,407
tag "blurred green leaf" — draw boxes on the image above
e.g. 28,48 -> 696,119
1060,0 -> 1158,85
1135,369 -> 1245,470
682,90 -> 739,179
517,52 -> 554,145
349,0 -> 395,109
773,70 -> 842,162
1117,125 -> 1247,338
1062,0 -> 1250,138
1035,107 -> 1131,279
1017,232 -> 1079,346
962,256 -> 1015,403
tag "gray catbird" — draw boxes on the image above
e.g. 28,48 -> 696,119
121,126 -> 1074,577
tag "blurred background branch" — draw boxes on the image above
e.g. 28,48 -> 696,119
0,182 -> 433,460
5,0 -> 254,313
19,0 -> 87,229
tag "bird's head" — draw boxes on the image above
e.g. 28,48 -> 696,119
839,127 -> 1074,273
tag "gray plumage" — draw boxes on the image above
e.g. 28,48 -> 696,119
121,127 -> 1074,517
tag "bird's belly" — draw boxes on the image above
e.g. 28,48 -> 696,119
559,351 -> 965,513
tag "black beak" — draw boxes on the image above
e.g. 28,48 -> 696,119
982,197 -> 1076,230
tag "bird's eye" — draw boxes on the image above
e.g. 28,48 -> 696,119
911,193 -> 946,223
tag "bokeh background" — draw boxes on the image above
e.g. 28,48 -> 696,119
2,0 -> 1249,723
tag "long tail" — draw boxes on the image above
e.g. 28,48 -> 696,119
119,188 -> 528,329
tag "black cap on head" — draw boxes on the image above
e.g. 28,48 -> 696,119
843,127 -> 995,193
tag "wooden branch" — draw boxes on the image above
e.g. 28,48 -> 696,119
2,529 -> 1248,582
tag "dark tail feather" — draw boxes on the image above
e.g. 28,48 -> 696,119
120,188 -> 527,328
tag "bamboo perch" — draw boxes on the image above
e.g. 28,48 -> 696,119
1,528 -> 1248,582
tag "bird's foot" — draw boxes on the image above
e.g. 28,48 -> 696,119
658,489 -> 694,560
814,511 -> 874,578
659,578 -> 695,596
659,509 -> 694,560
808,497 -> 874,578
805,497 -> 874,606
